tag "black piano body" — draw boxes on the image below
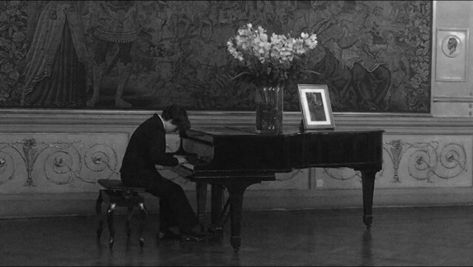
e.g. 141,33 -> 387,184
179,127 -> 384,252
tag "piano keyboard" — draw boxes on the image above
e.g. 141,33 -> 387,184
167,162 -> 195,178
155,161 -> 195,179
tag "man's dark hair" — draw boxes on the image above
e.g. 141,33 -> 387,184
161,104 -> 191,132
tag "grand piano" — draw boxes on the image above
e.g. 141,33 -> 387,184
176,126 -> 384,252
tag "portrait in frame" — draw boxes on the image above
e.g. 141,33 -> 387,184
298,84 -> 335,130
435,28 -> 469,81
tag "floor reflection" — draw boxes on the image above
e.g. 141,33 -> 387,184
2,207 -> 473,266
361,229 -> 373,266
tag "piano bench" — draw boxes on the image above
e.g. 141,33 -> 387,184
95,179 -> 148,248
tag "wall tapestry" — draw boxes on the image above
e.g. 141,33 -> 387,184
0,0 -> 431,112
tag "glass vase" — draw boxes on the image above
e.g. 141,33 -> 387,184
255,84 -> 284,134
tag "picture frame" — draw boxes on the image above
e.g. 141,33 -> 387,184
298,84 -> 335,130
435,28 -> 469,81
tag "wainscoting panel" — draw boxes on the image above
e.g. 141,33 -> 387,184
0,133 -> 128,194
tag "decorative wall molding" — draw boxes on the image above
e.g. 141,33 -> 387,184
385,139 -> 467,183
0,133 -> 127,193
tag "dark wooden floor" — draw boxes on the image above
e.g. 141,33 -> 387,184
1,205 -> 473,266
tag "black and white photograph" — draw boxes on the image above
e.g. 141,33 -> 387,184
2,1 -> 473,266
298,84 -> 335,130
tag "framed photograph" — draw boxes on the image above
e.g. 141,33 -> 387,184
298,84 -> 335,130
435,28 -> 468,81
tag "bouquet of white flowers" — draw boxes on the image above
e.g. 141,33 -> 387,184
227,23 -> 318,86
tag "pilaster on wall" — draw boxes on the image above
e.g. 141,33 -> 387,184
432,1 -> 473,116
1,109 -> 473,218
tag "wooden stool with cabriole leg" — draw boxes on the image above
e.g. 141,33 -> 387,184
96,179 -> 147,248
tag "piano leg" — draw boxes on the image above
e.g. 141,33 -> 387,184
195,182 -> 208,230
195,176 -> 274,252
229,191 -> 243,252
361,169 -> 377,229
195,182 -> 226,237
222,179 -> 260,253
211,184 -> 224,234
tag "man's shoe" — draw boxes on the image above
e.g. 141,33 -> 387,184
180,231 -> 208,242
159,230 -> 181,240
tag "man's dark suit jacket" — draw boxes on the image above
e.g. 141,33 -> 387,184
120,114 -> 178,177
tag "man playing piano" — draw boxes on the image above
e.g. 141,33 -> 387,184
120,104 -> 205,242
